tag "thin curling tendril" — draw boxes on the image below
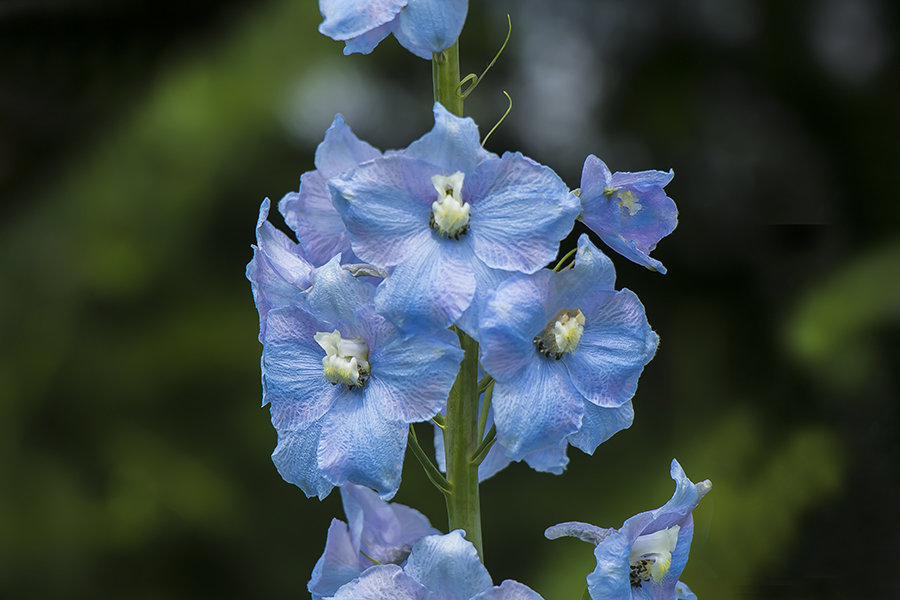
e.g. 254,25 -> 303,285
481,91 -> 512,146
457,13 -> 512,99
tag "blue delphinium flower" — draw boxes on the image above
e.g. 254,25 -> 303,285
280,114 -> 381,266
545,460 -> 711,600
478,234 -> 657,469
319,0 -> 468,59
246,198 -> 314,341
578,155 -> 677,274
329,102 -> 580,335
309,483 -> 440,599
331,530 -> 544,599
262,255 -> 463,499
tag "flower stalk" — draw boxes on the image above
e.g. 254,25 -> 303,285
433,42 -> 464,117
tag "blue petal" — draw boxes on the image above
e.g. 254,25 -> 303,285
491,359 -> 584,460
319,0 -> 407,41
280,182 -> 351,266
375,237 -> 477,331
271,420 -> 334,499
563,289 -> 658,408
470,580 -> 546,600
343,21 -> 395,55
404,103 -> 495,174
478,271 -> 552,382
247,198 -> 314,340
392,0 -> 468,58
314,113 -> 382,177
544,521 -> 615,546
307,255 -> 376,329
341,483 -> 439,565
318,393 -> 408,498
263,306 -> 346,429
309,519 -> 365,599
451,255 -> 514,342
329,155 -> 436,267
568,400 -> 634,455
468,152 -> 579,273
405,531 -> 493,598
522,439 -> 569,474
367,328 -> 463,422
586,527 -> 640,600
331,564 -> 430,600
547,235 -> 617,313
675,581 -> 698,600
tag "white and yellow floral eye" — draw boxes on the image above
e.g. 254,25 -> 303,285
314,329 -> 371,389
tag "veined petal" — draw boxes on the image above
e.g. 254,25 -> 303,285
318,394 -> 408,499
263,306 -> 345,428
329,155 -> 436,267
281,180 -> 351,266
404,531 -> 493,599
314,113 -> 382,177
522,439 -> 569,475
548,235 -> 617,313
393,0 -> 468,59
586,528 -> 636,599
491,359 -> 584,460
468,152 -> 579,273
404,103 -> 494,174
308,255 -> 376,329
454,257 -> 515,342
610,168 -> 675,190
568,400 -> 634,455
564,289 -> 658,408
470,580 -> 545,600
319,0 -> 407,41
342,21 -> 395,55
331,564 -> 429,600
375,238 -> 476,331
309,519 -> 365,600
271,421 -> 334,500
367,329 -> 463,422
544,521 -> 615,547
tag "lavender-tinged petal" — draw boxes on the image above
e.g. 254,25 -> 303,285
478,272 -> 553,382
491,360 -> 584,460
564,289 -> 658,408
368,330 -> 463,422
319,0 -> 407,41
568,400 -> 634,455
675,581 -> 698,600
468,153 -> 579,273
454,258 -> 515,342
522,439 -> 569,474
404,531 -> 493,599
318,395 -> 407,499
308,255 -> 376,329
329,156 -> 437,267
548,235 -> 617,314
544,521 -> 616,546
263,306 -> 344,428
578,155 -> 613,200
647,460 -> 713,533
309,519 -> 366,600
610,168 -> 675,190
342,20 -> 396,55
393,0 -> 467,59
280,182 -> 351,266
470,580 -> 545,600
586,528 -> 636,600
314,113 -> 382,177
331,564 -> 431,600
375,239 -> 476,331
404,103 -> 494,174
271,421 -> 334,499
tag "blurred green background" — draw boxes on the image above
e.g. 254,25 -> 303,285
1,0 -> 897,598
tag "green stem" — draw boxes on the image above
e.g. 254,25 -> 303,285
409,425 -> 452,495
432,41 -> 463,117
443,329 -> 483,558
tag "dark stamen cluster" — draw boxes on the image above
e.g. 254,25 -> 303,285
629,559 -> 653,587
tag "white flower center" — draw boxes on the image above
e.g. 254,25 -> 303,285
629,525 -> 680,586
314,329 -> 370,388
429,172 -> 470,239
533,308 -> 586,359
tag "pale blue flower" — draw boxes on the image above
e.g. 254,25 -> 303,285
579,155 -> 677,274
332,530 -> 544,599
330,103 -> 579,335
262,255 -> 463,499
545,460 -> 711,600
280,114 -> 380,266
309,483 -> 439,599
478,234 -> 657,468
319,0 -> 468,59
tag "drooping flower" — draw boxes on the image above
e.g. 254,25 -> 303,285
308,483 -> 439,599
246,198 -> 314,341
318,0 -> 468,59
478,234 -> 657,469
262,255 -> 463,499
280,114 -> 381,266
545,460 -> 711,600
329,102 -> 580,336
331,530 -> 544,599
578,155 -> 677,274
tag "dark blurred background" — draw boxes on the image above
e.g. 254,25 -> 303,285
1,0 -> 897,598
